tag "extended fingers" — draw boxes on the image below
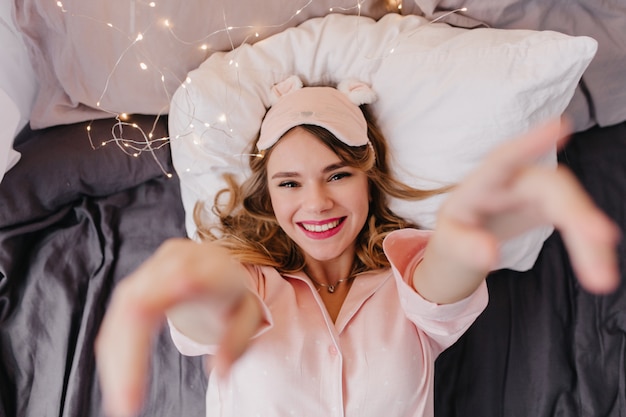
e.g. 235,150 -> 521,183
563,215 -> 621,294
441,118 -> 568,226
96,279 -> 163,417
517,166 -> 621,293
484,118 -> 568,176
214,292 -> 264,376
550,170 -> 621,293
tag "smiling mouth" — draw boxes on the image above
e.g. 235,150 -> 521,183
300,218 -> 344,233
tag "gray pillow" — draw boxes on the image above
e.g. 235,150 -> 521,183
0,115 -> 171,227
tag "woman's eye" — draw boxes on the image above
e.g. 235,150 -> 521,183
329,172 -> 351,182
278,181 -> 299,188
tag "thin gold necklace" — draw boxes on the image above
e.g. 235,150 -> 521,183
309,276 -> 355,293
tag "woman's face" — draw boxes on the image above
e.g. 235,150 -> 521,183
266,127 -> 370,266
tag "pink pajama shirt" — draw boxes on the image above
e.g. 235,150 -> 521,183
169,228 -> 488,417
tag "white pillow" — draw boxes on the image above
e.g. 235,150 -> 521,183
169,13 -> 597,271
0,0 -> 38,179
0,89 -> 21,182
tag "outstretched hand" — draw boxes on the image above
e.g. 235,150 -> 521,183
95,239 -> 263,417
439,118 -> 621,293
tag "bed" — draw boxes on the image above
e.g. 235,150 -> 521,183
1,1 -> 625,417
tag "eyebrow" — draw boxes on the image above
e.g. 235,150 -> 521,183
270,162 -> 347,180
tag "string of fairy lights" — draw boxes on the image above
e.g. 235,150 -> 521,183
52,0 -> 465,176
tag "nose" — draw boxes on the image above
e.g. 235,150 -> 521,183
302,183 -> 333,213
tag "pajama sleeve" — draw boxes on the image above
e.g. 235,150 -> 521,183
383,228 -> 489,354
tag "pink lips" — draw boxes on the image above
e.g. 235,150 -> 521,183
298,217 -> 346,240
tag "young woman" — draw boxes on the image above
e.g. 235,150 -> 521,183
95,78 -> 620,417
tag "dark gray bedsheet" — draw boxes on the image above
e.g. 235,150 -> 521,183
0,117 -> 624,417
0,116 -> 206,417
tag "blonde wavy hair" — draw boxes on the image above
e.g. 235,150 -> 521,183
194,105 -> 447,277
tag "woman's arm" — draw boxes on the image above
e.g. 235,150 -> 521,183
412,119 -> 621,304
95,238 -> 263,417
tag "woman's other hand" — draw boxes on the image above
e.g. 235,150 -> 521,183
95,239 -> 262,417
439,118 -> 621,294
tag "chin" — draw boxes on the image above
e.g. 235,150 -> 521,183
299,243 -> 352,264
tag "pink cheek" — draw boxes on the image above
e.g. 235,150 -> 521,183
271,202 -> 295,226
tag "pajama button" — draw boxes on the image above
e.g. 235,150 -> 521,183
328,345 -> 338,356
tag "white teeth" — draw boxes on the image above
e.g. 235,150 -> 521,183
302,219 -> 340,232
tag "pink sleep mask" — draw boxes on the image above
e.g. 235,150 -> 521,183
257,76 -> 377,151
